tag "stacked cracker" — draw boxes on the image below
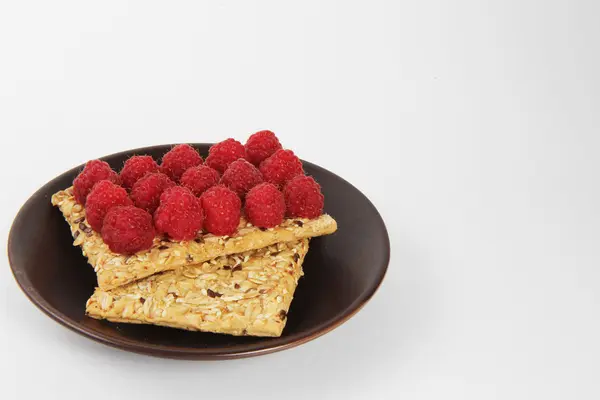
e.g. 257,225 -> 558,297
52,186 -> 337,337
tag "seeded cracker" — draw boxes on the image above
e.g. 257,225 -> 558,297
86,240 -> 309,337
51,187 -> 337,290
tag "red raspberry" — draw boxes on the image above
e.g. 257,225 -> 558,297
73,160 -> 120,204
160,144 -> 203,182
130,172 -> 176,213
154,186 -> 204,241
101,206 -> 155,254
180,165 -> 220,197
283,175 -> 324,219
244,183 -> 285,228
245,130 -> 282,166
205,138 -> 246,174
85,180 -> 133,232
259,149 -> 304,188
220,159 -> 263,198
120,155 -> 159,189
200,185 -> 241,236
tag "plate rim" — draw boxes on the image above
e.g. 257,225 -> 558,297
7,143 -> 390,360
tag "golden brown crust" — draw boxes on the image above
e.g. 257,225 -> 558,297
86,240 -> 309,337
51,187 -> 337,289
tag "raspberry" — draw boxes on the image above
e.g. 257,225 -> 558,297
154,186 -> 204,241
200,185 -> 241,236
283,175 -> 324,219
160,144 -> 203,182
130,172 -> 176,213
85,180 -> 133,232
205,138 -> 246,174
244,183 -> 285,228
220,159 -> 264,198
259,149 -> 304,188
245,130 -> 282,166
119,155 -> 159,189
73,160 -> 120,204
180,165 -> 220,197
101,206 -> 155,254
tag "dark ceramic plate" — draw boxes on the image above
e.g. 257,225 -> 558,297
8,144 -> 389,360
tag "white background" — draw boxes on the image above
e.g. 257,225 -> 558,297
1,1 -> 599,399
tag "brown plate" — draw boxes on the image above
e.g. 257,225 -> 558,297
8,144 -> 390,359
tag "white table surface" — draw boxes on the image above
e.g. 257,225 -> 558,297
1,1 -> 599,399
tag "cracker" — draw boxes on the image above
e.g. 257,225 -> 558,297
86,240 -> 309,337
52,187 -> 336,289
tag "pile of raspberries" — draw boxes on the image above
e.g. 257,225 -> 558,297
73,130 -> 324,255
